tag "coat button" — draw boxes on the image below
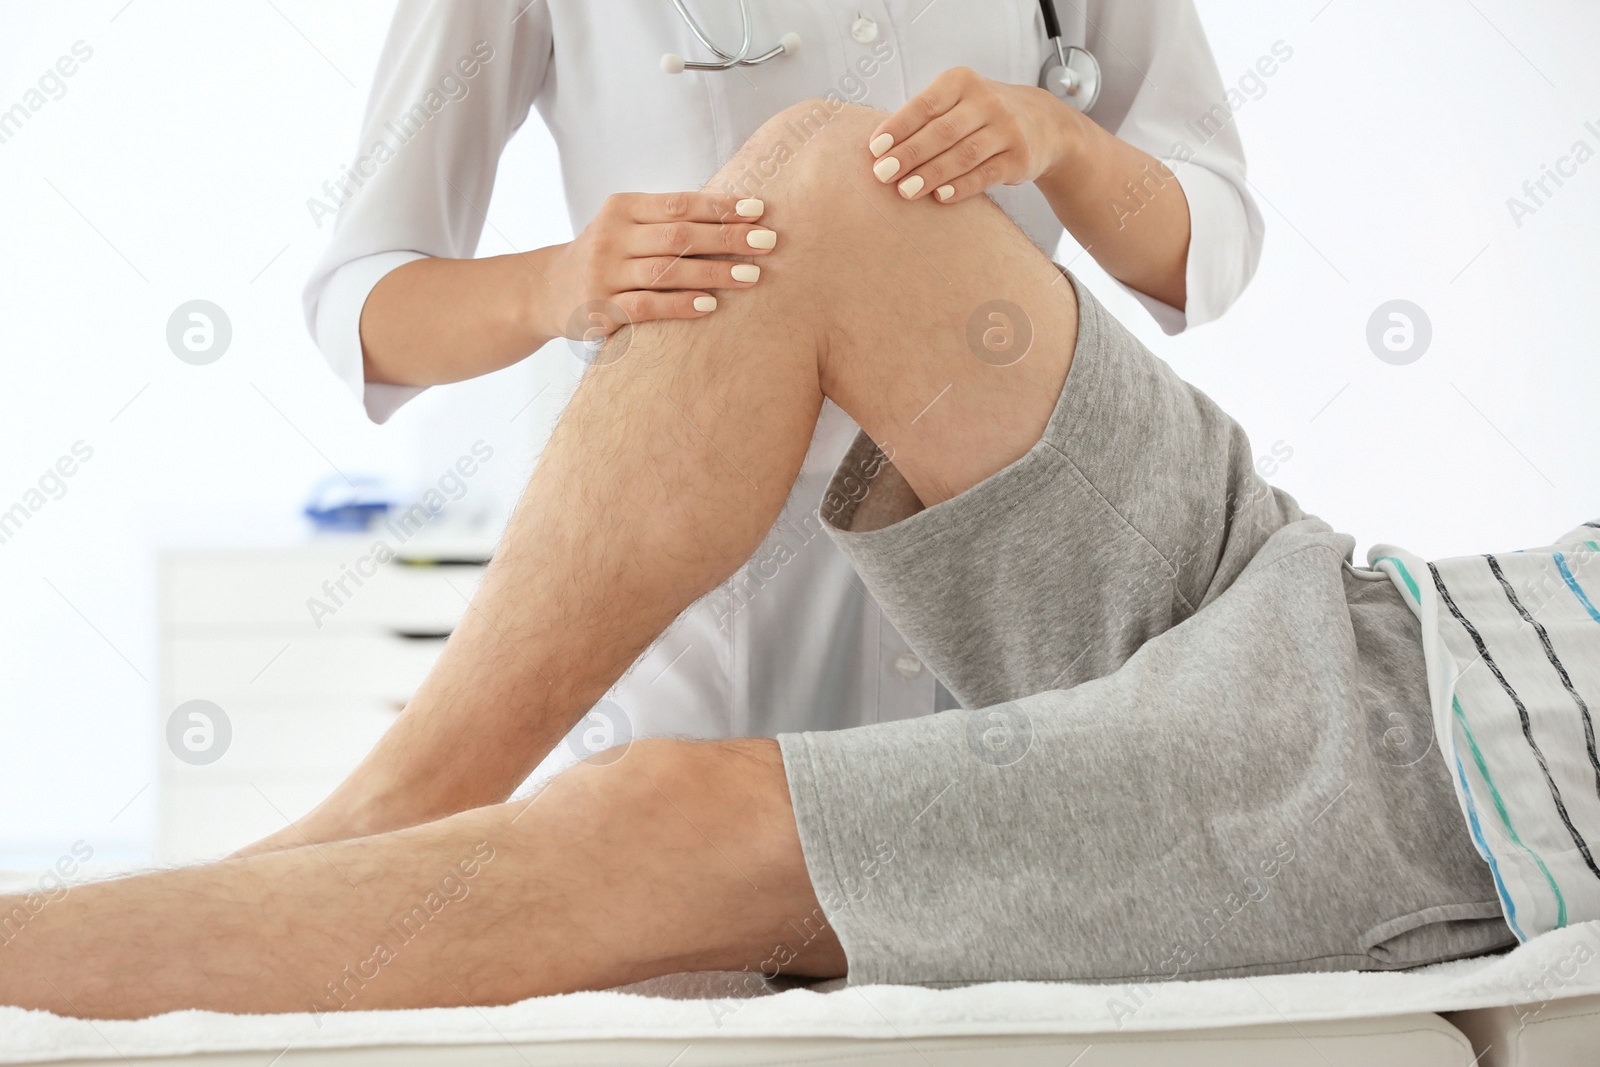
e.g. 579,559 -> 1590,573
894,651 -> 923,679
851,16 -> 879,44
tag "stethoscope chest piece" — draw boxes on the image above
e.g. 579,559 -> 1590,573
1040,44 -> 1101,113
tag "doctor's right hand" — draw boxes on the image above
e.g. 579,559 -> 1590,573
547,192 -> 776,339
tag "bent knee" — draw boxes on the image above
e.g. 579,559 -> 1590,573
549,736 -> 705,804
765,98 -> 884,155
537,737 -> 790,841
708,99 -> 885,203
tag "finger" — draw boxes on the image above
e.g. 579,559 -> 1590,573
613,289 -> 720,324
631,221 -> 779,258
613,191 -> 765,225
922,150 -> 1025,205
629,255 -> 762,292
873,101 -> 987,192
892,120 -> 1007,200
865,67 -> 979,181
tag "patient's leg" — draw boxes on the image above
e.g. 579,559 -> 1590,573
287,98 -> 1080,843
0,740 -> 828,1017
0,101 -> 1081,1019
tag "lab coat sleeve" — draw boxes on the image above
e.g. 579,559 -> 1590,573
301,0 -> 553,423
1085,0 -> 1265,334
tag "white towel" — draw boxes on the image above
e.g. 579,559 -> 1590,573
3,922 -> 1598,1064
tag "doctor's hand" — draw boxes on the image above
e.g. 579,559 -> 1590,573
865,67 -> 1082,204
547,192 -> 776,338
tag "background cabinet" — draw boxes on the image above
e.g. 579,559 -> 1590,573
156,542 -> 488,863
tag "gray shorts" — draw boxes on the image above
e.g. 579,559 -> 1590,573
776,274 -> 1514,988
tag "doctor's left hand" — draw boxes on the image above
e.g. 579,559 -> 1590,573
865,67 -> 1082,204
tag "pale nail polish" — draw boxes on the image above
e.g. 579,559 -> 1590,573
731,264 -> 760,283
735,198 -> 764,217
694,296 -> 717,312
872,155 -> 901,182
869,133 -> 894,157
746,228 -> 777,249
899,175 -> 924,198
936,184 -> 956,202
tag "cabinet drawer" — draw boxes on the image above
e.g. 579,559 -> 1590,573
167,633 -> 448,703
162,551 -> 485,633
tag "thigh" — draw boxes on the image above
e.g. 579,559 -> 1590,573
820,273 -> 1318,709
807,167 -> 1082,511
779,542 -> 1512,987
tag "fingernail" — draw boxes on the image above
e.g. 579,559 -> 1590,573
746,228 -> 777,249
869,133 -> 894,157
731,264 -> 760,283
872,156 -> 901,182
694,296 -> 717,312
936,185 -> 955,202
898,175 -> 924,198
735,198 -> 764,217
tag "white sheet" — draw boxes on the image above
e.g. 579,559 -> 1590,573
4,921 -> 1598,1064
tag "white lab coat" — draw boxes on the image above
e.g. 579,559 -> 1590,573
303,0 -> 1262,749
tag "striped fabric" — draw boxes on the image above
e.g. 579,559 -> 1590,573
1371,521 -> 1600,942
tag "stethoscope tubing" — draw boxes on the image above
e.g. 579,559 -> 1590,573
669,0 -> 750,64
662,0 -> 1096,112
668,0 -> 789,70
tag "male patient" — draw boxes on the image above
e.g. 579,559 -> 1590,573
3,100 -> 1593,1020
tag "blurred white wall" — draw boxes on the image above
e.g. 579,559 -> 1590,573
0,0 -> 575,864
0,0 -> 1595,865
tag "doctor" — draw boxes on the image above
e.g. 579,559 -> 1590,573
288,0 -> 1262,844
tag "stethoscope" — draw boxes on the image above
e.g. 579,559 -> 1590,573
660,0 -> 1102,114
